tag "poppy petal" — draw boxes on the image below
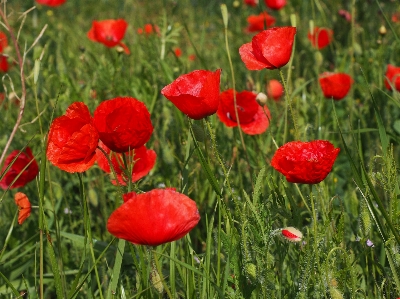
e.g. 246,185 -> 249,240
107,189 -> 200,246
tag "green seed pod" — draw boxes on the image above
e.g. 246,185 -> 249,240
191,123 -> 206,143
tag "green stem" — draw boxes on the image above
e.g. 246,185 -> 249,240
279,69 -> 299,140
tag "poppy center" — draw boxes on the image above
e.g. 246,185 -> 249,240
226,99 -> 259,124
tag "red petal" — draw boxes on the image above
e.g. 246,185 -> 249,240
239,42 -> 272,70
107,189 -> 200,246
252,27 -> 296,69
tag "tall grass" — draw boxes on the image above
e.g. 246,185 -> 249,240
1,0 -> 400,298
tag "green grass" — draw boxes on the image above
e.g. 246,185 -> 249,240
1,0 -> 400,298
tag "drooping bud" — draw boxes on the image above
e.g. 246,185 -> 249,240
281,227 -> 303,242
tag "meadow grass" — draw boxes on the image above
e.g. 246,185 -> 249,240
1,0 -> 400,298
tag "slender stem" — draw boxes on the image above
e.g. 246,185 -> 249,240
0,6 -> 27,166
221,5 -> 254,187
279,69 -> 299,141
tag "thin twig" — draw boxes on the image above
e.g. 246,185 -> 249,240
0,7 -> 27,167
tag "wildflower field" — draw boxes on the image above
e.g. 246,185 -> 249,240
2,0 -> 400,298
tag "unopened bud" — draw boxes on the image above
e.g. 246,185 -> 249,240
256,92 -> 268,106
379,25 -> 387,36
281,227 -> 303,242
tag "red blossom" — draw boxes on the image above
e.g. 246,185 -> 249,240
87,19 -> 130,54
0,31 -> 8,52
174,48 -> 182,57
246,12 -> 276,33
0,55 -> 9,72
93,97 -> 153,153
47,102 -> 99,173
239,27 -> 296,70
96,141 -> 156,186
266,79 -> 284,101
0,147 -> 39,190
14,192 -> 31,225
384,64 -> 400,92
307,27 -> 333,50
161,69 -> 221,120
35,0 -> 66,6
264,0 -> 286,10
107,189 -> 200,246
188,54 -> 196,61
271,140 -> 340,184
244,0 -> 258,6
217,89 -> 271,135
319,72 -> 353,100
392,12 -> 400,23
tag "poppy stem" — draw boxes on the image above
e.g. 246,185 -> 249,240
221,4 -> 254,188
279,69 -> 299,141
0,7 -> 27,167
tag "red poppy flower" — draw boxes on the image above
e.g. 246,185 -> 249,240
384,64 -> 400,92
244,0 -> 258,6
0,55 -> 9,72
174,48 -> 182,57
0,31 -> 8,52
246,12 -> 276,33
0,147 -> 39,190
319,72 -> 353,100
93,97 -> 153,153
96,141 -> 156,185
35,0 -> 66,6
14,192 -> 31,225
307,27 -> 333,50
161,69 -> 221,120
87,19 -> 130,54
188,54 -> 196,61
271,140 -> 340,184
107,189 -> 200,246
47,102 -> 99,173
217,89 -> 271,135
266,79 -> 284,101
264,0 -> 286,10
239,27 -> 296,70
392,12 -> 400,23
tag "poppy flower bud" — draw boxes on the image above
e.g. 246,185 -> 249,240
379,25 -> 387,36
281,227 -> 303,242
256,92 -> 268,106
191,123 -> 206,143
239,27 -> 296,70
